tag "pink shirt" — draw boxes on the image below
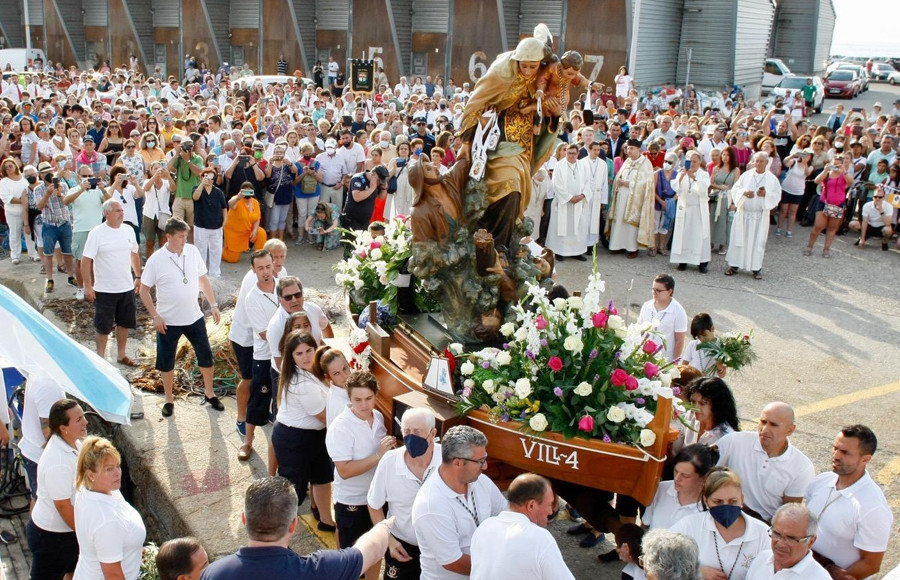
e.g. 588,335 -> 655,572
820,175 -> 848,205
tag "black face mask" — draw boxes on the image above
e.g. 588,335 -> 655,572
25,175 -> 37,184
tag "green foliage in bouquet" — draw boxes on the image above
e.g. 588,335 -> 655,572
698,331 -> 757,373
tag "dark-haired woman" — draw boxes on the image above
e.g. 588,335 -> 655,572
684,377 -> 740,447
28,399 -> 87,580
643,444 -> 715,531
272,331 -> 336,531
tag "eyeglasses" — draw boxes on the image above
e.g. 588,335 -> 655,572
456,455 -> 488,467
280,291 -> 303,302
768,527 -> 812,546
874,196 -> 885,199
651,287 -> 671,294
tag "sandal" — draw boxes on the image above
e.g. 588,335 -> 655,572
117,356 -> 139,367
803,249 -> 812,257
724,267 -> 737,276
752,271 -> 763,280
237,444 -> 252,461
648,248 -> 657,257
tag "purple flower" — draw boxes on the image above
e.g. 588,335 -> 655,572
593,374 -> 600,382
553,387 -> 563,397
520,410 -> 527,419
503,343 -> 510,350
603,433 -> 612,443
482,360 -> 491,369
637,397 -> 646,405
589,348 -> 598,359
614,351 -> 622,360
672,386 -> 682,396
540,339 -> 549,347
526,349 -> 536,359
462,387 -> 472,398
505,390 -> 513,398
607,300 -> 615,311
501,412 -> 510,422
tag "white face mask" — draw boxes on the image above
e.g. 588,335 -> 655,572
325,147 -> 335,155
663,162 -> 674,170
379,140 -> 390,148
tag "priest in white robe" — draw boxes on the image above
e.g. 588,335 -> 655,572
579,142 -> 608,248
605,139 -> 656,258
546,145 -> 589,261
725,151 -> 782,279
670,151 -> 712,272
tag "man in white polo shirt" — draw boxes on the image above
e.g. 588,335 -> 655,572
638,274 -> 688,361
315,139 -> 345,210
805,424 -> 892,579
81,199 -> 141,365
715,402 -> 815,523
470,473 -> 574,580
239,250 -> 279,464
368,408 -> 442,580
138,217 -> 225,418
411,425 -> 507,580
266,277 -> 332,378
745,503 -> 830,580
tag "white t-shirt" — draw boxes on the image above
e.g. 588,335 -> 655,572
0,176 -> 27,207
367,444 -> 442,545
745,549 -> 831,580
326,385 -> 350,427
641,480 -> 704,530
276,370 -> 327,430
638,298 -> 688,362
337,143 -> 366,175
413,471 -> 508,580
82,223 -> 139,293
73,489 -> 147,580
470,511 -> 574,580
325,406 -> 387,505
861,201 -> 891,228
70,187 -> 106,232
683,339 -> 716,375
715,432 -> 815,521
670,512 -> 770,580
140,243 -> 207,326
19,374 -> 66,463
804,471 -> 893,569
142,179 -> 172,220
243,284 -> 279,360
112,185 -> 140,226
32,435 -> 80,532
267,302 -> 329,370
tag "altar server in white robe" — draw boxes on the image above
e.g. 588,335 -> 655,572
670,150 -> 712,273
725,152 -> 781,280
546,144 -> 589,261
579,141 -> 608,248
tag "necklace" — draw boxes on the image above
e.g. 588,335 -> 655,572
455,490 -> 479,525
712,530 -> 744,580
816,487 -> 842,519
169,254 -> 188,284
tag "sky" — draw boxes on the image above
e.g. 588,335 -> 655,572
830,0 -> 900,57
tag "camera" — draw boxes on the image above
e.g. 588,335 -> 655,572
52,177 -> 60,187
181,141 -> 193,152
88,177 -> 100,188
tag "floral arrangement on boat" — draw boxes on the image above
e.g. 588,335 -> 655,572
698,331 -> 757,375
455,273 -> 683,448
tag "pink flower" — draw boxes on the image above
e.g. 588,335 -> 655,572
610,368 -> 629,387
370,241 -> 382,249
548,357 -> 563,372
578,415 -> 595,432
644,362 -> 659,378
535,315 -> 548,330
592,312 -> 608,328
609,306 -> 619,315
356,250 -> 367,259
625,375 -> 639,391
642,340 -> 659,355
396,214 -> 408,222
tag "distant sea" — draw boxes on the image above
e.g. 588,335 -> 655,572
831,40 -> 900,59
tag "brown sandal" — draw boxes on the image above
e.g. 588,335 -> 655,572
724,267 -> 738,276
237,444 -> 252,461
117,356 -> 139,367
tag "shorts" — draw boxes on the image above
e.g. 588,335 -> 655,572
231,341 -> 253,380
866,224 -> 887,238
93,290 -> 137,335
24,457 -> 38,498
41,222 -> 73,255
172,197 -> 195,226
155,316 -> 214,372
335,502 -> 374,549
781,192 -> 803,205
383,537 -> 422,580
26,520 -> 79,578
271,422 -> 333,506
72,231 -> 89,260
248,359 -> 274,426
142,215 -> 167,244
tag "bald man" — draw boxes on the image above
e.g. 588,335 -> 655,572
714,402 -> 815,523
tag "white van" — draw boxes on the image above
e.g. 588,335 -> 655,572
0,49 -> 49,72
762,58 -> 791,95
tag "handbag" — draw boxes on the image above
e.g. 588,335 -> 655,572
387,164 -> 404,194
823,203 -> 844,220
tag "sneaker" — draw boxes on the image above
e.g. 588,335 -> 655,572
11,259 -> 20,265
67,276 -> 77,287
45,280 -> 54,293
205,396 -> 225,411
774,228 -> 782,236
295,238 -> 304,246
236,420 -> 246,437
162,402 -> 174,417
785,231 -> 793,239
75,288 -> 85,301
0,529 -> 18,544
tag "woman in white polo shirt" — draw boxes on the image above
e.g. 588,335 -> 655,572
313,347 -> 351,427
27,399 -> 87,580
73,436 -> 146,580
642,444 -> 715,531
670,468 -> 768,580
272,331 -> 337,532
638,274 -> 688,362
326,370 -> 395,580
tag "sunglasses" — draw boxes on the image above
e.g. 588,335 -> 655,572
280,291 -> 303,302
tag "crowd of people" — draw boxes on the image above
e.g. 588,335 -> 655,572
0,44 -> 898,580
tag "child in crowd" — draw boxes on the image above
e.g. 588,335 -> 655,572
615,523 -> 646,580
682,313 -> 726,377
305,201 -> 341,251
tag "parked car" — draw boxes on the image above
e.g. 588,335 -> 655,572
824,70 -> 860,99
834,63 -> 869,92
762,58 -> 792,94
770,75 -> 825,114
871,62 -> 898,81
888,70 -> 900,86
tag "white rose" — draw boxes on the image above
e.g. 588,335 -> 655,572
500,322 -> 516,337
460,361 -> 475,376
563,335 -> 584,353
553,297 -> 567,310
659,372 -> 672,387
483,379 -> 495,394
574,382 -> 592,396
514,326 -> 529,341
607,315 -> 625,330
492,391 -> 506,403
515,378 -> 532,399
615,328 -> 628,339
529,413 -> 549,431
353,278 -> 365,290
463,378 -> 474,389
640,429 -> 657,447
607,406 -> 626,423
495,351 -> 512,366
370,248 -> 383,260
449,342 -> 464,355
566,296 -> 583,309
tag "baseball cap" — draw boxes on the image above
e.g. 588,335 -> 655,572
874,102 -> 882,108
82,135 -> 95,143
325,138 -> 337,149
372,165 -> 389,181
252,141 -> 266,150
